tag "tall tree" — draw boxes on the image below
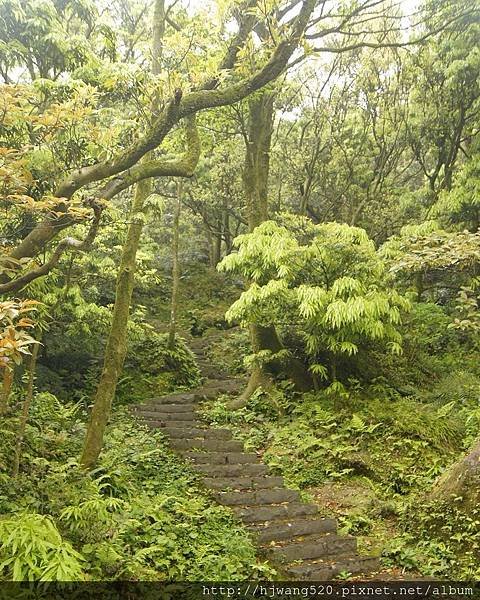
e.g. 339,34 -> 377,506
230,90 -> 312,408
80,0 -> 196,467
1,0 -> 318,295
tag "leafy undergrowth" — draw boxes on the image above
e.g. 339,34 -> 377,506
0,394 -> 274,581
206,328 -> 250,377
200,376 -> 480,579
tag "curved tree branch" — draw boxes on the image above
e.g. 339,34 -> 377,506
8,0 -> 316,264
0,202 -> 103,295
51,0 -> 315,200
1,116 -> 201,293
101,114 -> 201,199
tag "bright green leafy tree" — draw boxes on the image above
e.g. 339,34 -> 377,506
219,217 -> 410,383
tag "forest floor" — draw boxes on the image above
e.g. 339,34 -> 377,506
136,268 -> 479,580
2,273 -> 478,582
189,321 -> 479,581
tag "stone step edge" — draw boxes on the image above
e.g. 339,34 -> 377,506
201,475 -> 284,490
213,489 -> 300,506
259,530 -> 342,548
283,554 -> 381,578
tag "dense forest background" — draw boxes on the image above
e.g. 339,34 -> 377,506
0,0 -> 479,583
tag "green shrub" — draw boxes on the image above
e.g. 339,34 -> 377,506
0,513 -> 85,581
126,331 -> 201,388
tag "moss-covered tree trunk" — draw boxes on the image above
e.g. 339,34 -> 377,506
80,0 -> 165,468
168,181 -> 182,349
232,91 -> 311,409
243,93 -> 272,230
80,177 -> 151,468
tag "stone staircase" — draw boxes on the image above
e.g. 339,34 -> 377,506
133,334 -> 380,580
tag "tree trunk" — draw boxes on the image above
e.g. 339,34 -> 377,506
206,227 -> 215,268
80,177 -> 150,468
12,340 -> 40,477
168,182 -> 182,349
223,200 -> 232,254
233,91 -> 312,408
212,219 -> 222,267
431,438 -> 480,507
80,0 -> 168,469
243,93 -> 273,231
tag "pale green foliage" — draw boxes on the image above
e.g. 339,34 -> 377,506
449,283 -> 480,342
0,0 -> 94,79
433,153 -> 480,230
383,227 -> 480,275
219,218 -> 410,376
381,224 -> 480,306
405,21 -> 480,201
0,513 -> 84,581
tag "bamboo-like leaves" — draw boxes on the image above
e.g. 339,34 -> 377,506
220,217 -> 411,374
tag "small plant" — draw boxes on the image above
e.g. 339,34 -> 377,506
0,299 -> 41,413
0,403 -> 271,581
0,513 -> 85,581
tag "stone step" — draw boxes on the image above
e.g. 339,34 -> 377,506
191,389 -> 220,400
181,451 -> 259,464
198,363 -> 222,370
192,389 -> 229,400
145,381 -> 243,405
193,463 -> 270,478
162,427 -> 233,440
137,403 -> 196,413
248,517 -> 337,543
135,373 -> 378,582
147,394 -> 196,405
193,380 -> 244,395
144,419 -> 205,429
265,533 -> 357,563
202,475 -> 284,491
214,488 -> 300,506
204,372 -> 226,380
233,502 -> 318,524
285,555 -> 381,581
136,411 -> 198,421
170,438 -> 244,452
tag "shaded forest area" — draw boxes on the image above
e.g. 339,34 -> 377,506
0,0 -> 480,584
